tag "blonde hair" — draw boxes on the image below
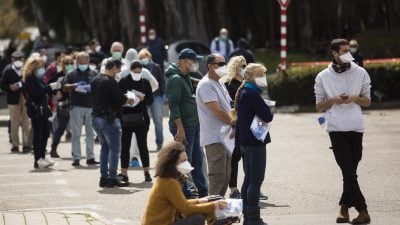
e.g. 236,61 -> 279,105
220,56 -> 246,83
137,48 -> 152,60
22,56 -> 45,82
231,63 -> 267,122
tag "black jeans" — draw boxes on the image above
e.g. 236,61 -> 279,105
240,145 -> 266,211
51,114 -> 69,151
31,117 -> 50,161
329,131 -> 367,211
121,124 -> 149,168
172,213 -> 205,225
229,146 -> 242,188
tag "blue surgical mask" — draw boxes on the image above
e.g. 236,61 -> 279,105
78,64 -> 88,71
141,58 -> 150,65
36,67 -> 45,79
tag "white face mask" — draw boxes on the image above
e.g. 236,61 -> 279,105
255,76 -> 268,87
177,160 -> 194,175
42,55 -> 47,63
189,62 -> 199,73
148,34 -> 156,40
239,68 -> 245,77
131,72 -> 142,81
95,45 -> 101,52
89,64 -> 97,71
214,65 -> 228,77
339,52 -> 355,63
13,60 -> 23,69
350,47 -> 357,54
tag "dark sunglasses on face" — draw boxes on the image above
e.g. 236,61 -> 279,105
212,62 -> 226,67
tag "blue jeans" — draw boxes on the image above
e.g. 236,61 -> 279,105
149,95 -> 164,146
51,114 -> 69,151
70,106 -> 94,160
170,124 -> 208,197
240,145 -> 266,211
92,117 -> 122,179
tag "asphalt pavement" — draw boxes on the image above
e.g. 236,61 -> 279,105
0,109 -> 399,225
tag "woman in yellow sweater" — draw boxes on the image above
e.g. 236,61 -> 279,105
142,141 -> 227,225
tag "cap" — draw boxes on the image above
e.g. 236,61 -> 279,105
178,48 -> 198,61
11,51 -> 24,58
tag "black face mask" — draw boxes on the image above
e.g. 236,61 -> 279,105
332,58 -> 350,73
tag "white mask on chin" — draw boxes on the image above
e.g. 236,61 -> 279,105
177,160 -> 194,175
339,52 -> 355,63
254,76 -> 268,87
131,72 -> 142,81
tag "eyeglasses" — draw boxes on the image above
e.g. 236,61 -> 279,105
212,62 -> 226,67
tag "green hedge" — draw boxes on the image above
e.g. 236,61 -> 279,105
268,62 -> 400,106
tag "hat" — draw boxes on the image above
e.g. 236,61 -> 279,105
11,51 -> 24,58
178,48 -> 198,61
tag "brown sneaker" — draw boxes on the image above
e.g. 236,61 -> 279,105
352,210 -> 370,224
336,205 -> 349,223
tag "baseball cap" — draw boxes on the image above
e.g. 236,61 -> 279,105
178,48 -> 202,61
11,51 -> 24,59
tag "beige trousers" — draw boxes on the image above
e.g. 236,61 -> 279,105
8,95 -> 32,147
205,143 -> 231,197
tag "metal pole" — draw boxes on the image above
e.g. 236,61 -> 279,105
280,6 -> 287,70
138,0 -> 147,46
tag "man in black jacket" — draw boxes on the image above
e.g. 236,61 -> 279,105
0,51 -> 32,153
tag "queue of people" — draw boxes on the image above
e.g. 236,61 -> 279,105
0,33 -> 371,225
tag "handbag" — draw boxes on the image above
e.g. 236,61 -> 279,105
26,101 -> 52,118
121,112 -> 145,128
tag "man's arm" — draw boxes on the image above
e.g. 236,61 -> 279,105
206,101 -> 232,124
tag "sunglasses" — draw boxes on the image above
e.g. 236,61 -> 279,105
212,62 -> 226,67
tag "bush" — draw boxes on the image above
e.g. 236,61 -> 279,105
268,62 -> 400,106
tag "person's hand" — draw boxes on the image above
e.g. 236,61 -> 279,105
331,96 -> 346,105
138,95 -> 145,101
343,95 -> 356,104
56,91 -> 63,100
49,82 -> 58,90
214,200 -> 228,210
175,128 -> 187,144
126,97 -> 135,105
76,81 -> 87,86
198,197 -> 208,203
10,84 -> 20,91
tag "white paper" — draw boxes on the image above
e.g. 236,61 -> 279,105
220,125 -> 235,156
264,99 -> 276,106
124,91 -> 140,108
250,115 -> 270,142
14,81 -> 22,88
130,89 -> 145,98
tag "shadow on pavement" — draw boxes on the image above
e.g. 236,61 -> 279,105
259,201 -> 290,209
98,188 -> 140,195
128,182 -> 153,189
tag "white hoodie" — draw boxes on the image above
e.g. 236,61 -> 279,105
314,62 -> 371,132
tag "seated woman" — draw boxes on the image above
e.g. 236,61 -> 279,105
142,141 -> 227,225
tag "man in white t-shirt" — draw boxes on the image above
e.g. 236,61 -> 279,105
196,53 -> 233,196
314,38 -> 371,224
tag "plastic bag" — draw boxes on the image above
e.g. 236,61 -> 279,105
215,199 -> 242,220
220,125 -> 235,156
250,115 -> 270,142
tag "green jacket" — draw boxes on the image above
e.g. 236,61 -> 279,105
165,63 -> 199,127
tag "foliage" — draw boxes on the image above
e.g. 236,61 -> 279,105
268,62 -> 400,106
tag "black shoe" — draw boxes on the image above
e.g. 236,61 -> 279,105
34,162 -> 38,168
118,174 -> 129,183
22,146 -> 32,153
87,158 -> 100,165
107,177 -> 129,187
259,192 -> 268,200
144,172 -> 152,182
72,160 -> 80,166
11,146 -> 19,153
50,151 -> 60,158
99,177 -> 109,187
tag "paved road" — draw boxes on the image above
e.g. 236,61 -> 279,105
0,109 -> 399,224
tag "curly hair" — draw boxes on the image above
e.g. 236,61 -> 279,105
220,56 -> 246,84
22,56 -> 44,82
155,141 -> 186,178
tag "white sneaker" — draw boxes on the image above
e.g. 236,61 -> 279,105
37,158 -> 50,169
44,158 -> 55,167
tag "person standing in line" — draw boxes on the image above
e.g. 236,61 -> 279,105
210,28 -> 235,60
233,63 -> 272,225
196,53 -> 233,197
48,55 -> 74,158
62,52 -> 98,166
146,29 -> 167,72
118,60 -> 153,183
349,39 -> 364,67
138,48 -> 165,150
314,38 -> 371,224
165,48 -> 208,198
23,56 -> 59,169
220,56 -> 246,198
1,51 -> 32,153
91,59 -> 134,188
228,38 -> 255,64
